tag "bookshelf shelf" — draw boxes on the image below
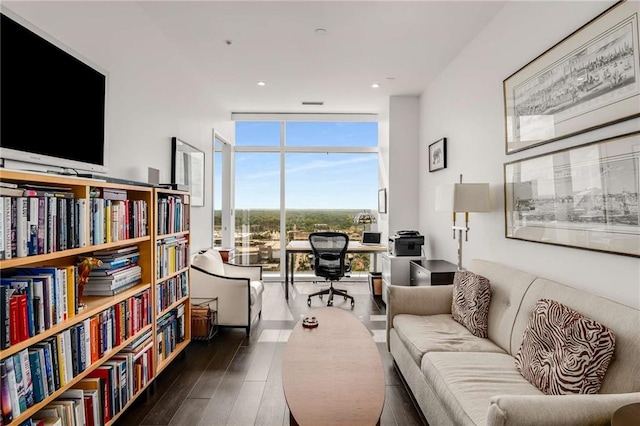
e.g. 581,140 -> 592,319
0,171 -> 190,426
155,340 -> 190,375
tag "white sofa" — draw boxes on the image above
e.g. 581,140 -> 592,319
386,259 -> 640,426
190,249 -> 263,336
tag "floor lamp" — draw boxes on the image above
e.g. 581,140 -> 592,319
435,178 -> 490,271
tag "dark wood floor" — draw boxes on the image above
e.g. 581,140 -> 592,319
114,279 -> 426,426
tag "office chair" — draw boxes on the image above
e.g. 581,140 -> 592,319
307,232 -> 354,308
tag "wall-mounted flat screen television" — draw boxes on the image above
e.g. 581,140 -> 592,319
0,8 -> 108,174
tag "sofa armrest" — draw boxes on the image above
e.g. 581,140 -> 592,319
486,392 -> 640,426
386,284 -> 453,351
223,263 -> 263,281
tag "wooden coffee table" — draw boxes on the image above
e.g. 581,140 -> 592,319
282,307 -> 386,425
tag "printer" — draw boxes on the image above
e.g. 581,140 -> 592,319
389,230 -> 425,256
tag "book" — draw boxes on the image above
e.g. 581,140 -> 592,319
11,275 -> 47,334
72,378 -> 103,426
1,360 -> 14,424
15,197 -> 28,258
28,348 -> 47,403
17,349 -> 34,408
1,277 -> 35,338
4,356 -> 21,418
32,341 -> 55,396
0,286 -> 11,350
44,337 -> 61,391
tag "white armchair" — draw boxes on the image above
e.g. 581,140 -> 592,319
190,249 -> 263,336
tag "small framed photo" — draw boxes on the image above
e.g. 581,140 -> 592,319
429,138 -> 447,172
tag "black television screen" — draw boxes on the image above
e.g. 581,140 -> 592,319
0,10 -> 107,173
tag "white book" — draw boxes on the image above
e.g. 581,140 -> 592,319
60,388 -> 86,426
18,349 -> 34,408
83,318 -> 92,371
5,356 -> 22,417
77,198 -> 88,247
57,267 -> 68,322
16,197 -> 29,257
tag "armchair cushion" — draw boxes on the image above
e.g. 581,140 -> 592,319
250,280 -> 264,305
192,250 -> 225,275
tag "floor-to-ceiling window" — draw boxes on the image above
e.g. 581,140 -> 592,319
231,116 -> 378,279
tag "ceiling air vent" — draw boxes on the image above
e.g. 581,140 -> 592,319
301,101 -> 324,106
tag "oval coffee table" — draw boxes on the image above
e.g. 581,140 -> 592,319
282,307 -> 386,425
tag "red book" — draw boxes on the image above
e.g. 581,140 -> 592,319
84,394 -> 95,426
8,295 -> 19,345
90,316 -> 99,364
114,303 -> 122,346
86,368 -> 111,423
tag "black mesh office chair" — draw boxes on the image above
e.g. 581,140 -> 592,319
307,232 -> 354,308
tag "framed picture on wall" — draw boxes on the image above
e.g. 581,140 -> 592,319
428,138 -> 447,172
171,137 -> 205,207
504,130 -> 639,257
503,1 -> 640,154
378,188 -> 387,214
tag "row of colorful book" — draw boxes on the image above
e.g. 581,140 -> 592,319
0,289 -> 151,425
1,266 -> 79,350
0,193 -> 86,260
155,271 -> 189,314
156,194 -> 189,236
1,331 -> 154,426
156,304 -> 186,364
155,236 -> 189,279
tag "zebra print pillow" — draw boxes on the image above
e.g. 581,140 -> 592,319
451,271 -> 491,338
514,298 -> 616,395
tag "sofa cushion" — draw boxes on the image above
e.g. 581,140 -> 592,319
393,314 -> 506,366
192,250 -> 225,276
250,280 -> 264,305
514,298 -> 616,395
451,271 -> 491,338
423,352 -> 543,426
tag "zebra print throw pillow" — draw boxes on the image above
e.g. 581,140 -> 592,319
514,298 -> 616,395
451,271 -> 491,338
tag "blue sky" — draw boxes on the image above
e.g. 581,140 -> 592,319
230,121 -> 378,209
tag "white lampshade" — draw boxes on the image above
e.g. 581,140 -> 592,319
436,183 -> 491,213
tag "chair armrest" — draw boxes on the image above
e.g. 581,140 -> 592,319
223,263 -> 263,281
486,393 -> 640,426
190,265 -> 253,325
386,285 -> 453,351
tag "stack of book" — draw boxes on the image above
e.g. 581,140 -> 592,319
82,246 -> 142,296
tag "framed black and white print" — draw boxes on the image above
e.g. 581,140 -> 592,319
504,130 -> 639,257
504,1 -> 640,154
171,137 -> 205,207
378,188 -> 387,214
429,138 -> 447,172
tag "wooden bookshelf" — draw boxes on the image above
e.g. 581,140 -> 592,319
0,170 -> 191,425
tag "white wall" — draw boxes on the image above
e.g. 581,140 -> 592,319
420,0 -> 640,309
4,2 -> 235,252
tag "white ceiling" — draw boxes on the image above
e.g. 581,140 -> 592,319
5,1 -> 508,115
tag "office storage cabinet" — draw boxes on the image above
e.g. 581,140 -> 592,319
381,253 -> 424,304
409,260 -> 457,287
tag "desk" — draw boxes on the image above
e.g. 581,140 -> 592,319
285,240 -> 387,300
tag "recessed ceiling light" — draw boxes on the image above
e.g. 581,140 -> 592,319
371,83 -> 380,89
386,77 -> 396,80
314,28 -> 328,36
257,81 -> 266,86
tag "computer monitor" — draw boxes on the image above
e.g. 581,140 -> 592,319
361,231 -> 382,245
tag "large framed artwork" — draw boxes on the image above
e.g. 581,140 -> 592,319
171,137 -> 205,207
504,130 -> 639,257
504,1 -> 640,154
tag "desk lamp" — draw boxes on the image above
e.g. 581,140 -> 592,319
353,210 -> 377,232
436,176 -> 490,270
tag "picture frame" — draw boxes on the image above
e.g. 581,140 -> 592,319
503,1 -> 640,154
428,138 -> 447,172
378,188 -> 387,214
171,137 -> 205,207
504,130 -> 639,258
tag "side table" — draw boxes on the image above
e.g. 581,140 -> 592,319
612,402 -> 640,426
410,259 -> 457,286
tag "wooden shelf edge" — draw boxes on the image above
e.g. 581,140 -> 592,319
0,283 -> 151,360
5,323 -> 153,425
155,340 -> 190,375
156,267 -> 189,284
156,296 -> 190,318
